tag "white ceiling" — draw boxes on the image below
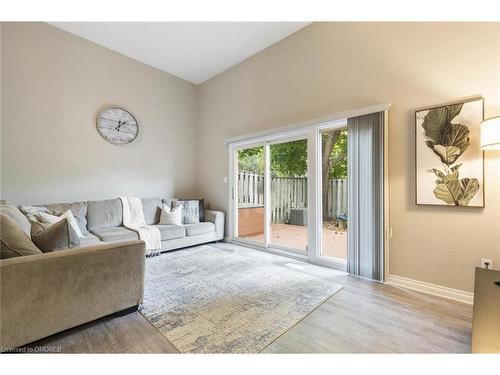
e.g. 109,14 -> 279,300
49,22 -> 310,84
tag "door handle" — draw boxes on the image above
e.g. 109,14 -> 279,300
494,281 -> 500,287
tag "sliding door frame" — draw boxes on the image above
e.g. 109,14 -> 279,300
228,122 -> 348,271
226,103 -> 391,276
267,134 -> 310,255
309,120 -> 349,270
231,141 -> 268,247
383,110 -> 390,282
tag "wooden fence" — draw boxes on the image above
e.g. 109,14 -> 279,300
237,171 -> 347,224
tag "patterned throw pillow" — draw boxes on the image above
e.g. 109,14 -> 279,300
172,199 -> 205,224
19,205 -> 50,222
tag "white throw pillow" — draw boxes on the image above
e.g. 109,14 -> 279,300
38,210 -> 84,238
159,203 -> 182,225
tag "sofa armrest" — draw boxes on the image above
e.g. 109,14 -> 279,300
0,240 -> 145,350
205,209 -> 224,240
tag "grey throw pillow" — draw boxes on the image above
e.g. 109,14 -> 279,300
173,199 -> 205,224
0,213 -> 42,259
31,218 -> 81,252
42,201 -> 89,235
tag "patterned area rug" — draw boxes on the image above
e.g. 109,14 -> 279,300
139,243 -> 343,353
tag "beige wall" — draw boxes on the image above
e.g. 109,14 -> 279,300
197,22 -> 500,292
1,22 -> 198,205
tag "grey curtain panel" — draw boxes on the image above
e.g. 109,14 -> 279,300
347,112 -> 384,281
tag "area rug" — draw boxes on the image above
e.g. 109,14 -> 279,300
139,243 -> 344,353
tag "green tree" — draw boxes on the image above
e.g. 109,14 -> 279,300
270,140 -> 307,177
237,131 -> 347,218
237,147 -> 264,174
322,129 -> 347,218
327,129 -> 347,179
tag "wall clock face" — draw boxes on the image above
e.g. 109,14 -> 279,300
96,107 -> 139,145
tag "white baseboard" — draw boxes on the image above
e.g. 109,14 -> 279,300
386,274 -> 473,305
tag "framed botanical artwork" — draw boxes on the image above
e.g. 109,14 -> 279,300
415,98 -> 484,207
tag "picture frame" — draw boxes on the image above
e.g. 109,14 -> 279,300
415,97 -> 484,207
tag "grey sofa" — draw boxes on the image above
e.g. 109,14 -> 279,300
0,240 -> 146,351
0,200 -> 145,351
43,197 -> 225,251
0,197 -> 224,350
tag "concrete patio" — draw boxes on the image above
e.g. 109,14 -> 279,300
242,223 -> 347,260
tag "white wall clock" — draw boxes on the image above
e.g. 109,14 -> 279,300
96,107 -> 139,145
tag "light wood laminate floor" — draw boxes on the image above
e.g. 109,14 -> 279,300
24,253 -> 472,353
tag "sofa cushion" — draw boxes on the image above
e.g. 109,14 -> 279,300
141,198 -> 162,225
0,200 -> 32,239
80,233 -> 103,247
90,226 -> 139,242
40,201 -> 89,235
31,219 -> 81,252
184,222 -> 215,237
87,199 -> 123,230
0,213 -> 42,259
153,224 -> 186,241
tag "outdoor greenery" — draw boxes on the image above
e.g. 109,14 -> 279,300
270,140 -> 308,177
237,129 -> 348,220
237,130 -> 347,178
237,146 -> 264,174
326,130 -> 347,179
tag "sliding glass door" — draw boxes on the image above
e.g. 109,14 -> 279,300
235,144 -> 266,245
231,129 -> 345,265
320,128 -> 348,262
269,138 -> 308,252
234,138 -> 309,254
230,109 -> 386,276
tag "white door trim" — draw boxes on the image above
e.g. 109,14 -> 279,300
263,143 -> 271,247
308,121 -> 349,270
224,103 -> 390,146
227,104 -> 390,274
383,110 -> 390,282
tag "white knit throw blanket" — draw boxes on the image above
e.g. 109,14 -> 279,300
120,197 -> 161,253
